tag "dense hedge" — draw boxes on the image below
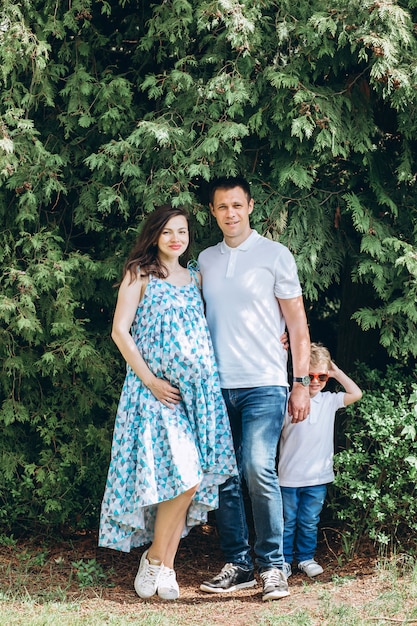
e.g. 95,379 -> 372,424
330,363 -> 417,552
1,1 -> 417,546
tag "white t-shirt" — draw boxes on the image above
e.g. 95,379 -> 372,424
198,230 -> 302,388
278,391 -> 346,487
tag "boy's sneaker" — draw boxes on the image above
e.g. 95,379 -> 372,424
298,559 -> 324,578
260,568 -> 290,601
283,562 -> 292,578
200,563 -> 256,593
158,565 -> 180,600
134,550 -> 162,598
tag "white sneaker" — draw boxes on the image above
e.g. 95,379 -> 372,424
298,559 -> 323,578
158,565 -> 180,600
134,550 -> 162,598
283,562 -> 292,578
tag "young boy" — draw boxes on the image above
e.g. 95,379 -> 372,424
278,343 -> 362,578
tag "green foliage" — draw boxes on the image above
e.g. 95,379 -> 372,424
0,220 -> 120,530
71,558 -> 109,588
1,0 -> 417,532
331,363 -> 417,551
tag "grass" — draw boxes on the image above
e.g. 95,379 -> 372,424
1,561 -> 417,626
0,589 -> 416,626
0,531 -> 417,626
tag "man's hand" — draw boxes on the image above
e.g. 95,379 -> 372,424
288,384 -> 310,423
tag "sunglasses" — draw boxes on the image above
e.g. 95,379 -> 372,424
309,373 -> 329,383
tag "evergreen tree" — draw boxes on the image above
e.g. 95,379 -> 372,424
1,0 -> 417,528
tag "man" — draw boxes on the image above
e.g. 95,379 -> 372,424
198,176 -> 311,602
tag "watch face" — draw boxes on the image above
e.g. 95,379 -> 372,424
294,376 -> 310,386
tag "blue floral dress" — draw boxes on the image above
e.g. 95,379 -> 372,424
99,270 -> 237,552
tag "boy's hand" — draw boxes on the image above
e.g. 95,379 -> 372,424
328,361 -> 339,378
280,331 -> 289,351
327,361 -> 363,406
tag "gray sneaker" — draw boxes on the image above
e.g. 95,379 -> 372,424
260,567 -> 290,601
298,559 -> 323,578
283,562 -> 292,578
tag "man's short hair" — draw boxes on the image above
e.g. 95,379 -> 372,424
208,176 -> 252,204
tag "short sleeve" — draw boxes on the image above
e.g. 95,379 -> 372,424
273,246 -> 302,300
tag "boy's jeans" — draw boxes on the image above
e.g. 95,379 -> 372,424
215,386 -> 288,571
281,484 -> 328,563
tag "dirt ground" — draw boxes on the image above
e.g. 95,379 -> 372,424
0,521 -> 389,625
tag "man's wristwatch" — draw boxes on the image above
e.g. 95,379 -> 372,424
293,375 -> 310,387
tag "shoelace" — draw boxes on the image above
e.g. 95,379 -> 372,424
214,563 -> 235,581
140,562 -> 161,582
260,569 -> 285,586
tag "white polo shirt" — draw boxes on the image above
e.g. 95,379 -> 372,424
278,391 -> 346,487
198,230 -> 302,388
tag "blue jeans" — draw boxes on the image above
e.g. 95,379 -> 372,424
215,386 -> 288,571
281,484 -> 327,563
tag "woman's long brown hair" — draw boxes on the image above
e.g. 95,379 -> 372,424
123,205 -> 191,282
